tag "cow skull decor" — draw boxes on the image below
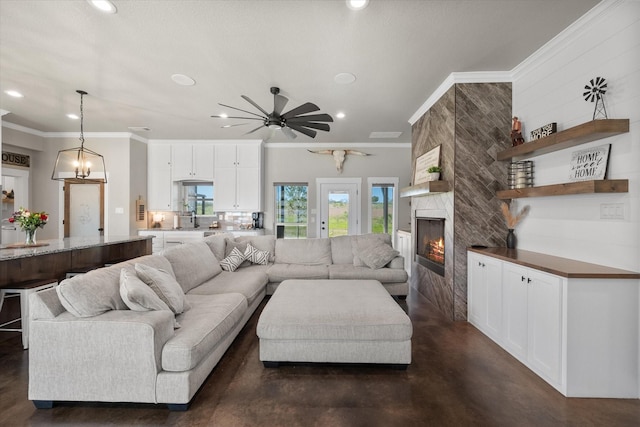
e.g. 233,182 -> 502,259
307,149 -> 370,173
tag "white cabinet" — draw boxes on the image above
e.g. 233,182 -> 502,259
162,231 -> 204,249
395,230 -> 412,277
502,263 -> 563,386
138,230 -> 164,254
147,144 -> 172,210
467,252 -> 503,342
214,143 -> 262,211
172,144 -> 215,181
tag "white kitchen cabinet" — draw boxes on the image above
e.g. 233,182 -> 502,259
395,230 -> 412,277
138,230 -> 164,254
467,252 -> 503,342
214,143 -> 262,211
502,262 -> 563,386
162,231 -> 204,249
467,248 -> 640,398
147,144 -> 172,210
172,144 -> 215,181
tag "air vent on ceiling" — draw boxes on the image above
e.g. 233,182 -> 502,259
369,131 -> 403,139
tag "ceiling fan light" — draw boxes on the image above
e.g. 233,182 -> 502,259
346,0 -> 369,11
268,123 -> 282,130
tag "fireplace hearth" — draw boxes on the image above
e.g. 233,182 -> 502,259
416,218 -> 445,276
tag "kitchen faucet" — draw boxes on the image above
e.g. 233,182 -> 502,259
191,210 -> 199,228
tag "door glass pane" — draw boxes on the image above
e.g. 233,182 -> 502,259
328,190 -> 349,237
371,184 -> 393,234
70,184 -> 101,237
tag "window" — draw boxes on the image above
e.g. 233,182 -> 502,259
368,177 -> 398,239
275,183 -> 308,239
183,183 -> 214,215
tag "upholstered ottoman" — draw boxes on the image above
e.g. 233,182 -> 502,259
256,279 -> 412,368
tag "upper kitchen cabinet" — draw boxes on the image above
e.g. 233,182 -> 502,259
214,142 -> 262,211
147,143 -> 173,210
172,143 -> 215,181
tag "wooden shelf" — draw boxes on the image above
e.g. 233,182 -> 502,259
496,179 -> 628,199
400,181 -> 450,198
497,119 -> 629,161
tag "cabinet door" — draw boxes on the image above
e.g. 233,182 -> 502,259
502,263 -> 529,361
236,144 -> 260,168
172,144 -> 193,180
467,252 -> 488,328
214,168 -> 237,210
193,145 -> 214,180
484,256 -> 503,339
528,270 -> 563,385
215,144 -> 238,168
147,144 -> 172,210
236,168 -> 260,211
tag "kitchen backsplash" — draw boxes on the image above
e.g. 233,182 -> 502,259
146,211 -> 253,230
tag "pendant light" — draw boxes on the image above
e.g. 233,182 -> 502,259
51,90 -> 107,183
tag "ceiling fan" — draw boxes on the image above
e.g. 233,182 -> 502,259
212,87 -> 333,139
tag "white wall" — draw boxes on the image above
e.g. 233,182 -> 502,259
264,144 -> 412,238
512,0 -> 640,271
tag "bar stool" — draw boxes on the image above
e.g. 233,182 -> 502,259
0,278 -> 58,349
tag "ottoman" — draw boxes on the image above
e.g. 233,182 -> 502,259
256,279 -> 412,368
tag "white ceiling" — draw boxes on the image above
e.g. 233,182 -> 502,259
0,0 -> 599,143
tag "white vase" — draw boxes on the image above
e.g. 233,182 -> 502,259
428,172 -> 440,181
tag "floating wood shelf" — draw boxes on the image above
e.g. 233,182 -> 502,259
496,179 -> 628,199
497,119 -> 629,161
400,181 -> 450,198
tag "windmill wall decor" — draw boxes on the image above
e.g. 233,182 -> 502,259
583,77 -> 608,120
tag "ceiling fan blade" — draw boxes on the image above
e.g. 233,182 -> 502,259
281,127 -> 297,139
218,103 -> 265,118
241,95 -> 270,116
244,124 -> 265,135
212,115 -> 263,120
282,102 -> 320,119
286,113 -> 334,123
291,122 -> 330,132
273,94 -> 289,115
287,123 -> 317,138
220,123 -> 248,128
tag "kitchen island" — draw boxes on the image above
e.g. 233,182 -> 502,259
0,235 -> 152,286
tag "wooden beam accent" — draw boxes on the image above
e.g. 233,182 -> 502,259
497,179 -> 628,199
497,119 -> 629,161
400,181 -> 450,198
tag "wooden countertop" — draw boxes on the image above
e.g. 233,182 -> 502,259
468,247 -> 640,279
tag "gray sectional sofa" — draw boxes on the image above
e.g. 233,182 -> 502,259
28,233 -> 408,410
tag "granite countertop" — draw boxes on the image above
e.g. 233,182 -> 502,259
0,235 -> 151,261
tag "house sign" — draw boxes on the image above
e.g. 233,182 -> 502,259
2,151 -> 30,168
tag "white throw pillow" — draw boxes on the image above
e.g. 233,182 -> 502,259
134,263 -> 189,314
220,247 -> 247,272
244,243 -> 270,265
119,269 -> 181,328
355,241 -> 399,269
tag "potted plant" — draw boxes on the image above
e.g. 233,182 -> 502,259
427,166 -> 442,181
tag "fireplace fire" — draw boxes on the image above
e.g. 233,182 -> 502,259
416,218 -> 445,276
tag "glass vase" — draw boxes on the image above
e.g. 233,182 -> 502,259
25,228 -> 37,245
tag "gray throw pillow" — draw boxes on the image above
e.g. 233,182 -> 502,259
244,243 -> 270,265
134,263 -> 189,314
225,239 -> 251,268
355,241 -> 399,269
220,247 -> 247,272
120,269 -> 181,329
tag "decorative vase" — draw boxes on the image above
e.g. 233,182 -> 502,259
506,229 -> 516,249
25,228 -> 37,245
428,172 -> 440,181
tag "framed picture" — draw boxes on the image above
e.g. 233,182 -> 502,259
568,143 -> 610,182
414,145 -> 441,185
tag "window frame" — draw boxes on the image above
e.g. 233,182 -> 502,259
367,177 -> 399,243
274,182 -> 309,239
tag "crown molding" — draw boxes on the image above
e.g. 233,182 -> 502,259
147,139 -> 263,144
265,142 -> 411,149
1,121 -> 48,137
0,109 -> 10,117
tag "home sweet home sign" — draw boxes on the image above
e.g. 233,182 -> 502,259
568,143 -> 610,182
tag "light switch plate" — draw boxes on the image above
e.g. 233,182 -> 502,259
600,203 -> 625,220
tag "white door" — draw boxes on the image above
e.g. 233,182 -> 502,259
318,181 -> 359,238
69,183 -> 101,237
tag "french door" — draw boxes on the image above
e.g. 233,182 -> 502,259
317,179 -> 360,238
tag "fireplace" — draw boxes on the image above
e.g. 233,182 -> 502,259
416,218 -> 445,276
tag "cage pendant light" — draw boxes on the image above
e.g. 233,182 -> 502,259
51,90 -> 107,183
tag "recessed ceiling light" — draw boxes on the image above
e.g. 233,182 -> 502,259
5,90 -> 24,98
171,74 -> 196,86
336,112 -> 346,119
67,114 -> 79,120
346,0 -> 369,11
87,0 -> 117,14
334,72 -> 356,85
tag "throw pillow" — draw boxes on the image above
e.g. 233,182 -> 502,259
225,239 -> 251,268
134,263 -> 189,314
220,247 -> 247,272
355,241 -> 399,270
244,243 -> 270,265
119,269 -> 181,329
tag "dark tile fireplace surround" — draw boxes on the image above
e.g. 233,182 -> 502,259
409,82 -> 512,321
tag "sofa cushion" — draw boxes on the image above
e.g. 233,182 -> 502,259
236,235 -> 276,262
161,241 -> 223,293
135,263 -> 190,314
203,233 -> 234,260
220,247 -> 247,272
328,264 -> 408,283
187,270 -> 268,306
274,238 -> 331,265
330,235 -> 355,265
56,265 -> 129,318
163,293 -> 247,372
244,243 -> 270,265
267,263 -> 329,283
